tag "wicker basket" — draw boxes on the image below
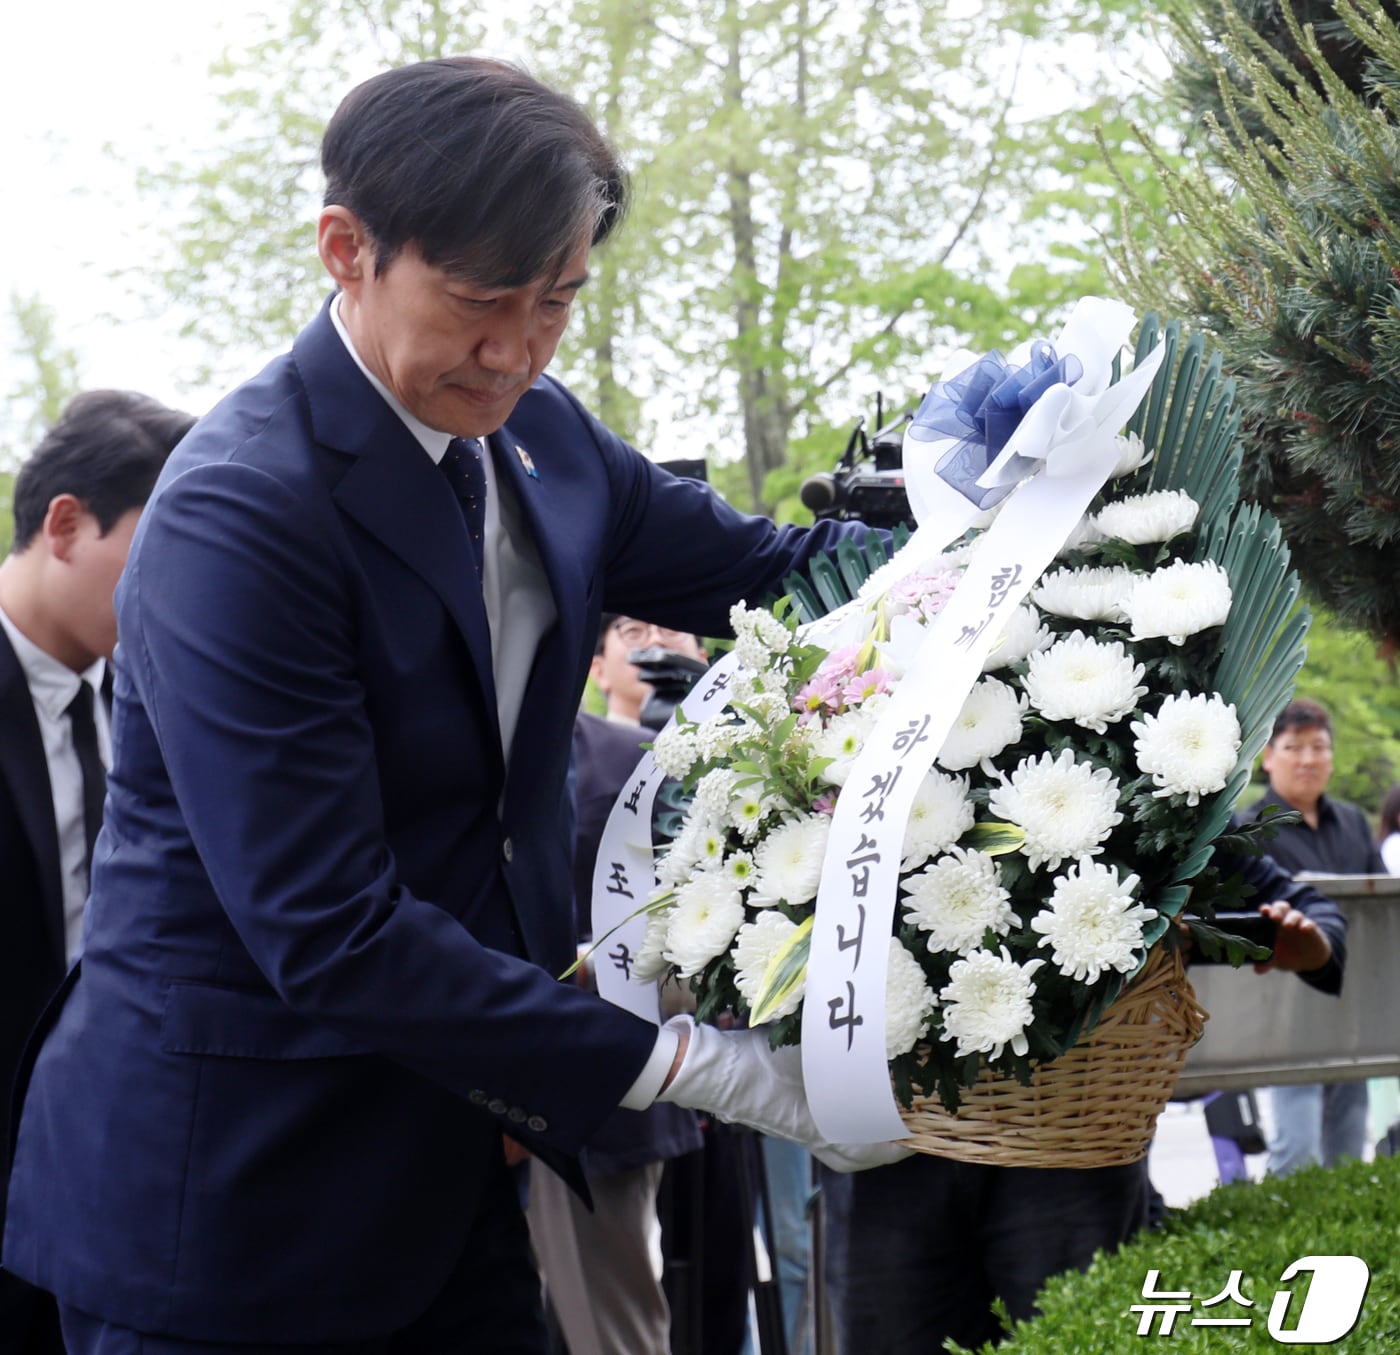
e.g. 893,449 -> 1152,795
900,945 -> 1208,1168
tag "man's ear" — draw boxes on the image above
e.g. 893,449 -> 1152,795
1261,743 -> 1276,774
589,653 -> 610,692
42,494 -> 86,562
318,207 -> 373,297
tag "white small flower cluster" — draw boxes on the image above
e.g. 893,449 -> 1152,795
730,601 -> 794,671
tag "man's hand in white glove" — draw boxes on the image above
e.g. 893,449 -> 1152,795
654,1015 -> 912,1173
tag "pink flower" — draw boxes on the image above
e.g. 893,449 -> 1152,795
793,672 -> 844,724
813,791 -> 839,816
843,668 -> 893,705
888,568 -> 962,621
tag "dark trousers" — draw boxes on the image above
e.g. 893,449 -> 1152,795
58,1155 -> 545,1355
820,1153 -> 1148,1354
0,1267 -> 65,1355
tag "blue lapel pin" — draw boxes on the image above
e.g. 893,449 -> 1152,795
515,444 -> 540,480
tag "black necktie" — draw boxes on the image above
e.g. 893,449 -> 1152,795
439,437 -> 488,574
66,680 -> 106,884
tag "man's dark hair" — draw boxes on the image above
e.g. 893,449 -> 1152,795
595,612 -> 621,656
1269,697 -> 1333,744
11,390 -> 195,550
322,57 -> 629,285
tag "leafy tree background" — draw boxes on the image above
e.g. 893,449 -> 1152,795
1103,0 -> 1400,816
131,0 -> 1176,518
0,293 -> 84,556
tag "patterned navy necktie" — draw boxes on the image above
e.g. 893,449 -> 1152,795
439,437 -> 488,574
65,680 -> 106,885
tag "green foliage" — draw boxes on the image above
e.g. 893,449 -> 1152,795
1110,0 -> 1400,646
967,1154 -> 1400,1353
2,292 -> 82,474
131,0 -> 1177,509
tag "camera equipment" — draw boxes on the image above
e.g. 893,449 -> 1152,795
799,395 -> 917,531
630,645 -> 710,731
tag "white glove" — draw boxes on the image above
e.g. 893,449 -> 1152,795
654,1016 -> 913,1173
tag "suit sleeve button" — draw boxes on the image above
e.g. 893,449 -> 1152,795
502,837 -> 514,863
507,1107 -> 527,1124
487,1098 -> 508,1116
468,1089 -> 488,1106
526,1115 -> 548,1133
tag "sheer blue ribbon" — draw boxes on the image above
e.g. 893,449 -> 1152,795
906,341 -> 1085,508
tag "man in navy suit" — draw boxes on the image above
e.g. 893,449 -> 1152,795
0,390 -> 193,1355
3,58 -> 905,1353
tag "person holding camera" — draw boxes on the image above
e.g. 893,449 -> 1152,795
1243,697 -> 1384,1175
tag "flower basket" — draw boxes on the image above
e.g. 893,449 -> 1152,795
898,944 -> 1207,1167
590,302 -> 1304,1158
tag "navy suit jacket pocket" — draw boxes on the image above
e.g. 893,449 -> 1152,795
160,981 -> 369,1060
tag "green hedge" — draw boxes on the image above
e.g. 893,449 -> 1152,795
957,1154 -> 1398,1353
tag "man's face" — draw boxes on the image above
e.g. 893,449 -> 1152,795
336,229 -> 590,438
54,505 -> 143,665
591,619 -> 705,721
1263,723 -> 1334,808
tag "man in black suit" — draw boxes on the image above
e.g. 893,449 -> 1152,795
0,390 -> 193,1353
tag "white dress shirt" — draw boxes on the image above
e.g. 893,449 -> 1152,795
0,605 -> 109,962
326,299 -> 675,1108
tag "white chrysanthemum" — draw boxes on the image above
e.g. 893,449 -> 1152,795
1122,560 -> 1232,646
728,786 -> 788,842
811,699 -> 888,786
981,603 -> 1053,673
651,723 -> 700,778
1057,514 -> 1103,557
1021,631 -> 1148,734
1032,565 -> 1135,623
723,850 -> 757,891
1133,692 -> 1242,805
749,814 -> 831,908
988,748 -> 1123,871
901,847 -> 1015,955
1094,490 -> 1199,546
937,677 -> 1026,772
664,873 -> 746,977
1110,429 -> 1153,478
654,820 -> 704,889
631,907 -> 674,984
1030,860 -> 1154,983
900,770 -> 975,871
733,910 -> 805,1021
886,939 -> 939,1059
938,948 -> 1046,1060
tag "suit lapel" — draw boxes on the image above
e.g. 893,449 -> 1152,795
0,630 -> 66,964
294,303 -> 501,747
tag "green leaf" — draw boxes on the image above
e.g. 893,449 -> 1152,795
959,821 -> 1027,856
750,915 -> 813,1027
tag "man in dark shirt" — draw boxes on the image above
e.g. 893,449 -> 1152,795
1243,697 -> 1383,1174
